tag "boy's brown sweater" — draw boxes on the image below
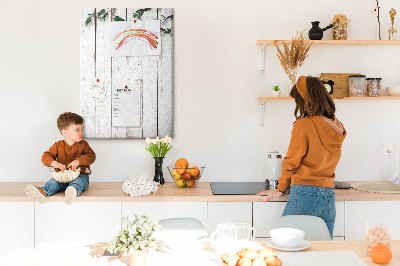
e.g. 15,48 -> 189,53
277,116 -> 346,192
42,140 -> 96,175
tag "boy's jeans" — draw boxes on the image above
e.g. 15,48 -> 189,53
282,185 -> 336,239
42,174 -> 89,197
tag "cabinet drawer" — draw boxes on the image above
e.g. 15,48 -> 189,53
207,202 -> 252,235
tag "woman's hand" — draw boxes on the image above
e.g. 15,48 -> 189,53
256,189 -> 283,203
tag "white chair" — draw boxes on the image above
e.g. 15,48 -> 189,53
156,218 -> 209,250
274,215 -> 332,241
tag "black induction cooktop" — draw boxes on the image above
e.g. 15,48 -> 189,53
210,182 -> 266,195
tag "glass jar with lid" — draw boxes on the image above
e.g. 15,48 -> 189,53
366,78 -> 382,97
349,75 -> 366,97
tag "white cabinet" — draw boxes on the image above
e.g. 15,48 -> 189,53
345,201 -> 400,240
253,202 -> 286,238
207,202 -> 252,235
0,203 -> 34,257
122,202 -> 208,230
253,202 -> 345,238
35,202 -> 121,246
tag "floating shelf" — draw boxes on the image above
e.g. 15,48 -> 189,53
257,40 -> 400,73
258,96 -> 400,127
257,40 -> 400,46
258,96 -> 400,101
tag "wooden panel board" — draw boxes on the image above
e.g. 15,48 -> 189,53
158,8 -> 174,137
319,73 -> 361,98
80,8 -> 173,139
80,8 -> 96,139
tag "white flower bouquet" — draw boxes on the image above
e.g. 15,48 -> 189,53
145,136 -> 172,158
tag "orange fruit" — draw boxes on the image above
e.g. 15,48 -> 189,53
370,244 -> 392,264
175,158 -> 189,168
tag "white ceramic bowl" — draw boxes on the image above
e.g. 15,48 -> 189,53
270,228 -> 305,249
386,86 -> 400,96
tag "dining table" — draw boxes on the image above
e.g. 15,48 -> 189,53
0,240 -> 399,265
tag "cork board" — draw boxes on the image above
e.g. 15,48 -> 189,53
80,8 -> 173,139
319,73 -> 361,98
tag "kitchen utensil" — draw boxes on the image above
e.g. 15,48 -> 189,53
50,167 -> 80,183
308,21 -> 333,40
349,75 -> 366,97
366,78 -> 382,97
265,151 -> 283,190
270,228 -> 305,249
386,86 -> 400,96
234,223 -> 256,249
365,219 -> 392,255
166,165 -> 206,188
319,73 -> 361,98
267,239 -> 311,251
210,222 -> 237,255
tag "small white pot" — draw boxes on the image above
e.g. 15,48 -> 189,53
272,90 -> 281,97
128,248 -> 149,266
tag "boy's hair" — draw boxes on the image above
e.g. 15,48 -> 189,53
290,76 -> 336,120
57,112 -> 84,132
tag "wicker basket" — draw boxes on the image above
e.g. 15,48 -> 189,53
50,167 -> 80,183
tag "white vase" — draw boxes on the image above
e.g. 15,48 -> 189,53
272,90 -> 281,97
127,248 -> 148,266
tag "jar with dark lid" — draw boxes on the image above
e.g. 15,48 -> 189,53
349,75 -> 366,97
366,78 -> 382,97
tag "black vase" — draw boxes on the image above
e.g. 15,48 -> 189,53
153,157 -> 165,185
308,21 -> 333,40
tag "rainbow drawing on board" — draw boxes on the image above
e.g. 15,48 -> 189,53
112,29 -> 159,51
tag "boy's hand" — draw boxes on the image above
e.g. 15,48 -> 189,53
67,160 -> 80,171
51,161 -> 66,171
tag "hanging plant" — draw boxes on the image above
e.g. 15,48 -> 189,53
85,8 -> 173,34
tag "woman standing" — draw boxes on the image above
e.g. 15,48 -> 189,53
257,76 -> 346,238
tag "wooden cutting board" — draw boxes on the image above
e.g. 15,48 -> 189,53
319,73 -> 361,98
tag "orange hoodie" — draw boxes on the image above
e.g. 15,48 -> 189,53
277,116 -> 346,192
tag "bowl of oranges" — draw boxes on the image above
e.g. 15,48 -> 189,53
167,158 -> 206,188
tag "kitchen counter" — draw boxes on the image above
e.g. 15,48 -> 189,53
2,181 -> 400,202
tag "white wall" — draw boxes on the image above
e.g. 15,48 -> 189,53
0,0 -> 399,183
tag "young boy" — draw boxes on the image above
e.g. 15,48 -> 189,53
25,112 -> 96,204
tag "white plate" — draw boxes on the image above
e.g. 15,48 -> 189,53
267,239 -> 311,251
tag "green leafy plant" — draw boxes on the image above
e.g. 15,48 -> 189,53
145,136 -> 172,158
85,8 -> 114,26
85,8 -> 173,34
133,8 -> 152,19
273,85 -> 280,91
107,215 -> 164,255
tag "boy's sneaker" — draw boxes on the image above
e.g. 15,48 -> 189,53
65,186 -> 77,205
25,185 -> 47,204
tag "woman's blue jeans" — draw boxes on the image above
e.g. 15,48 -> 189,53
282,185 -> 336,238
42,174 -> 89,197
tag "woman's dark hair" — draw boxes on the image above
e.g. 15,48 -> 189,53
290,76 -> 336,120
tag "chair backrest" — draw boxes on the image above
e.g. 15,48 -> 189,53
274,215 -> 332,241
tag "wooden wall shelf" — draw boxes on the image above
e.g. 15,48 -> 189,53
258,96 -> 400,101
257,40 -> 400,74
258,96 -> 400,127
257,40 -> 400,46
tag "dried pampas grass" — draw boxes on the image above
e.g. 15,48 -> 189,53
273,31 -> 313,86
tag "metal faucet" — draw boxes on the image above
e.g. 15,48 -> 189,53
387,142 -> 399,184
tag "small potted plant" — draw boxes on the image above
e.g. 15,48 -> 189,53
107,215 -> 164,266
272,85 -> 281,97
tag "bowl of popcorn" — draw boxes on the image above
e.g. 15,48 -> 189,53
50,167 -> 80,183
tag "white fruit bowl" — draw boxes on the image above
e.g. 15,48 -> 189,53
167,165 -> 206,188
270,228 -> 305,249
386,86 -> 400,96
50,167 -> 80,183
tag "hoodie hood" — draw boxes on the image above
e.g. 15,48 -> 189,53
310,116 -> 346,152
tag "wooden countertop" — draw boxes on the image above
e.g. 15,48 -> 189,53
5,241 -> 397,266
2,182 -> 400,202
